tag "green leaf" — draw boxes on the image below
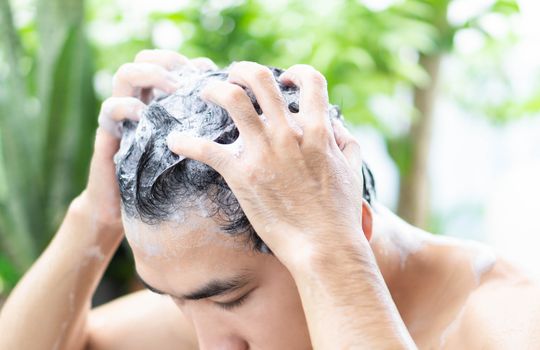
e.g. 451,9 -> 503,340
491,0 -> 520,14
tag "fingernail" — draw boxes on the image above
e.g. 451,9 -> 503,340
191,58 -> 218,72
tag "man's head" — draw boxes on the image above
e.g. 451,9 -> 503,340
115,65 -> 376,348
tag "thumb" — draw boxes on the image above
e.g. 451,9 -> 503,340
167,132 -> 229,173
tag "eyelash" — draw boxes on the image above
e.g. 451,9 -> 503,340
216,292 -> 251,311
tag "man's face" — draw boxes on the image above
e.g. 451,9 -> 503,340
124,212 -> 312,349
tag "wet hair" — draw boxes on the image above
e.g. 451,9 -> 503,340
114,65 -> 376,252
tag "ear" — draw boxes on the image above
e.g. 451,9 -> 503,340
361,199 -> 373,242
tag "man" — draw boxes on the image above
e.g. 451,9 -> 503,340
0,49 -> 539,349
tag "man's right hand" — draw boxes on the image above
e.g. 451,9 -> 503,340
74,49 -> 217,234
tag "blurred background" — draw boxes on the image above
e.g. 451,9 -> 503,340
1,0 -> 539,305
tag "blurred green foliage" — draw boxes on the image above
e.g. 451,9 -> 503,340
0,0 -> 529,297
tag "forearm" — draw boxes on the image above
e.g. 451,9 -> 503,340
0,195 -> 123,350
289,235 -> 416,350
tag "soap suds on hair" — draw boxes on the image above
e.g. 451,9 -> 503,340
115,65 -> 345,223
231,136 -> 244,159
115,64 -> 373,253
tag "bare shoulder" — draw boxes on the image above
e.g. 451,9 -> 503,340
448,258 -> 540,349
86,290 -> 197,350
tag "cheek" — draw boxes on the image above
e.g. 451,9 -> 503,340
237,271 -> 310,346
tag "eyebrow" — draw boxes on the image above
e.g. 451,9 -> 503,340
136,270 -> 253,301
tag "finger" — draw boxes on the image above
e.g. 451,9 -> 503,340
134,49 -> 192,71
86,128 -> 121,202
133,50 -> 192,103
227,62 -> 288,128
91,127 -> 121,166
112,62 -> 182,97
100,97 -> 145,122
332,119 -> 363,172
201,81 -> 264,143
191,57 -> 218,72
167,132 -> 230,174
98,97 -> 146,138
279,64 -> 330,131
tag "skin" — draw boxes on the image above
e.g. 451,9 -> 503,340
119,205 -> 540,350
0,49 -> 539,350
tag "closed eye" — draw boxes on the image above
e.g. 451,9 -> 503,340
215,291 -> 252,311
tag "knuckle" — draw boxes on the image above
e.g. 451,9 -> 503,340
252,66 -> 273,81
111,73 -> 121,88
166,52 -> 190,67
244,163 -> 261,183
135,49 -> 188,63
232,62 -> 273,82
307,70 -> 327,86
116,62 -> 136,77
292,65 -> 325,84
344,136 -> 361,150
307,121 -> 331,139
174,52 -> 189,61
284,65 -> 326,89
134,49 -> 155,62
112,63 -> 135,87
100,97 -> 116,116
228,61 -> 248,76
233,60 -> 254,70
246,171 -> 257,184
352,139 -> 363,154
191,57 -> 217,71
223,84 -> 246,104
275,127 -> 298,146
290,63 -> 313,74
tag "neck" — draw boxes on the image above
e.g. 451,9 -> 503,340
368,203 -> 432,300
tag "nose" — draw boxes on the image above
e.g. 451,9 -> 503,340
197,336 -> 249,350
190,312 -> 249,350
195,325 -> 249,350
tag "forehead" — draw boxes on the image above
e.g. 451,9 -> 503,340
123,212 -> 262,292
